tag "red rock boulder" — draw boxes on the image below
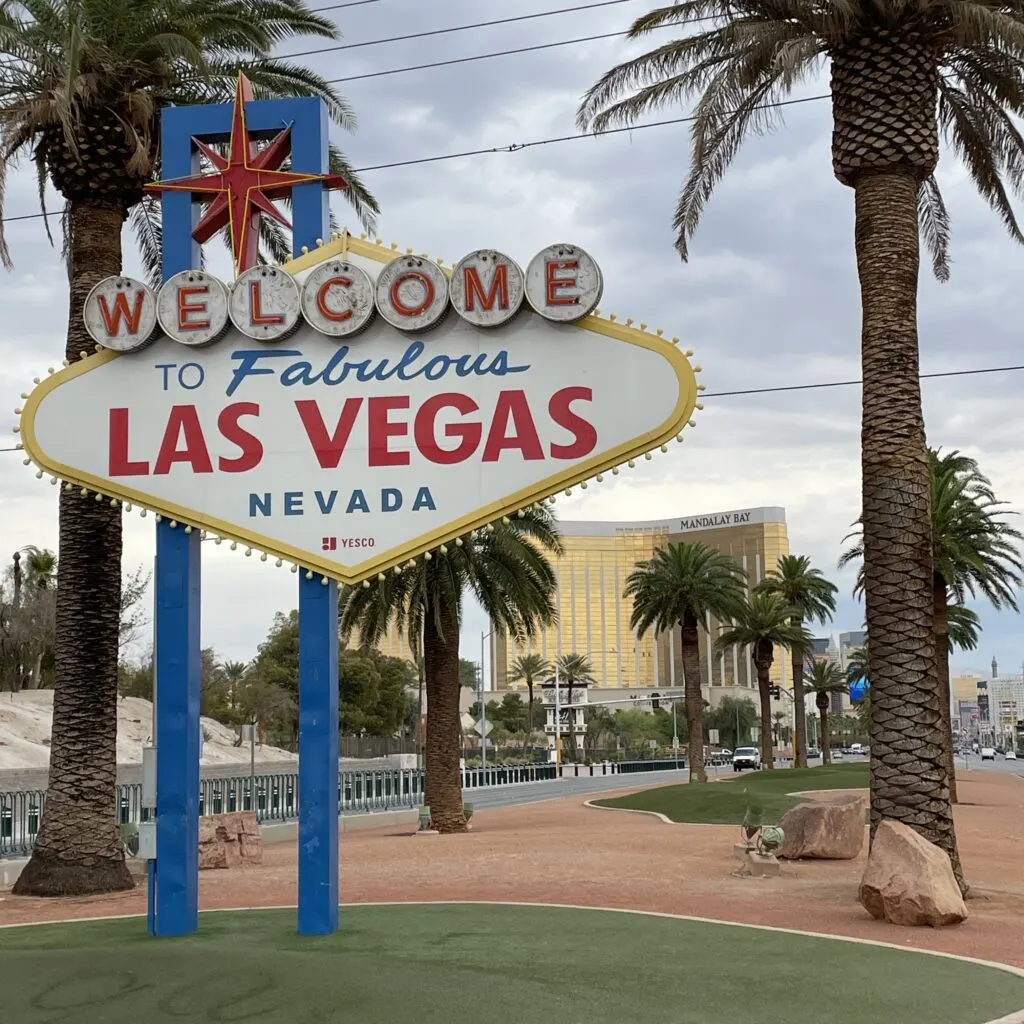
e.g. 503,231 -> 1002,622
858,820 -> 967,927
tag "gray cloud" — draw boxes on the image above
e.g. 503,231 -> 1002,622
1,0 -> 1021,673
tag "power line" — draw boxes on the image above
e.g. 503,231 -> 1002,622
0,93 -> 831,226
282,0 -> 640,59
2,362 -> 1020,457
308,0 -> 380,10
702,363 -> 1024,398
328,28 -> 653,84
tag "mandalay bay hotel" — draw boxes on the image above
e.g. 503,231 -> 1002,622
372,505 -> 793,712
492,507 -> 792,707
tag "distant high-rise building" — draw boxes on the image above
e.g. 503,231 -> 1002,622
493,506 -> 790,704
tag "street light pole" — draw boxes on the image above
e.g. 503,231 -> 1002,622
479,628 -> 496,770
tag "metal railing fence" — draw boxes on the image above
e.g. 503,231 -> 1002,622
1,758 -> 686,858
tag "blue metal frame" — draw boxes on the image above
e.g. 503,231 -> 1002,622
154,93 -> 335,937
153,518 -> 201,936
297,575 -> 340,934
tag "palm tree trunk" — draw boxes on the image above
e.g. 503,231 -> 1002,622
754,641 -> 774,769
853,171 -> 965,894
680,615 -> 706,783
423,600 -> 467,834
792,633 -> 807,768
13,203 -> 131,897
565,681 -> 577,761
820,705 -> 831,765
526,680 -> 534,743
933,578 -> 957,803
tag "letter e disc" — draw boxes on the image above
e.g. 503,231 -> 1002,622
525,243 -> 603,323
229,266 -> 302,342
157,271 -> 230,347
449,250 -> 524,328
375,255 -> 449,332
84,276 -> 159,352
301,260 -> 376,338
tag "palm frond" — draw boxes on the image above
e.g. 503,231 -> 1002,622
918,175 -> 951,282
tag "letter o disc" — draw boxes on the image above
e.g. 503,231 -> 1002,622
525,243 -> 603,323
375,255 -> 449,332
157,271 -> 230,347
84,276 -> 159,352
229,266 -> 301,342
449,250 -> 524,328
301,260 -> 376,338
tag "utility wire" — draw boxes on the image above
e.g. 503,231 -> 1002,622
282,0 -> 641,59
3,363 -> 1021,456
699,363 -> 1024,398
0,94 -> 829,226
309,0 -> 380,10
328,27 -> 660,84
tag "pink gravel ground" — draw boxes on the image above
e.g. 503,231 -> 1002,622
2,769 -> 1023,967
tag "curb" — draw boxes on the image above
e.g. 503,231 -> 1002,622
0,898 -> 1021,1022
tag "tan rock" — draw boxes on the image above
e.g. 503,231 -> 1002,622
198,838 -> 227,870
778,795 -> 866,860
197,811 -> 263,871
858,820 -> 967,928
238,833 -> 263,864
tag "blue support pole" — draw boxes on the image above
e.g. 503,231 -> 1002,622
154,520 -> 201,936
297,575 -> 339,935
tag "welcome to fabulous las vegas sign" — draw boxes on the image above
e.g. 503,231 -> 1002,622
16,232 -> 700,585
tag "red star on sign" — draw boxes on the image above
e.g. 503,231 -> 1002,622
146,73 -> 346,274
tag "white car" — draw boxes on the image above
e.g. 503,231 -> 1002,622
732,746 -> 762,771
1006,750 -> 1017,760
981,747 -> 996,761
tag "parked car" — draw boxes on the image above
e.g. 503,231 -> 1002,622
832,749 -> 844,760
1005,749 -> 1017,760
981,747 -> 996,761
732,746 -> 762,771
806,747 -> 821,759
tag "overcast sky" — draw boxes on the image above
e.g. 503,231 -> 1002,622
2,0 -> 1022,681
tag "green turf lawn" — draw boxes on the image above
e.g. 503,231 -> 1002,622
0,903 -> 1021,1024
595,763 -> 870,825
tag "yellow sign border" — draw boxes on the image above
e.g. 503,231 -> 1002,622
19,232 -> 699,585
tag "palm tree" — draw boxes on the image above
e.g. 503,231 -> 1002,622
716,593 -> 810,770
339,508 -> 561,833
947,603 -> 981,655
624,541 -> 747,782
772,709 -> 787,748
756,556 -> 838,769
507,652 -> 551,742
219,659 -> 249,726
841,449 -> 1023,804
804,659 -> 848,766
19,547 -> 57,591
554,652 -> 595,761
4,0 -> 378,898
576,0 -> 1024,889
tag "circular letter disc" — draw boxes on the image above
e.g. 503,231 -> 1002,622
301,260 -> 376,338
375,255 -> 449,332
229,266 -> 302,342
83,276 -> 159,352
449,250 -> 524,328
525,243 -> 603,323
156,271 -> 230,347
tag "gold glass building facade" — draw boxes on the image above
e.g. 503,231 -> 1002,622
494,507 -> 790,695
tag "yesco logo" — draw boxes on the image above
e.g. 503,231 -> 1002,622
83,243 -> 604,353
